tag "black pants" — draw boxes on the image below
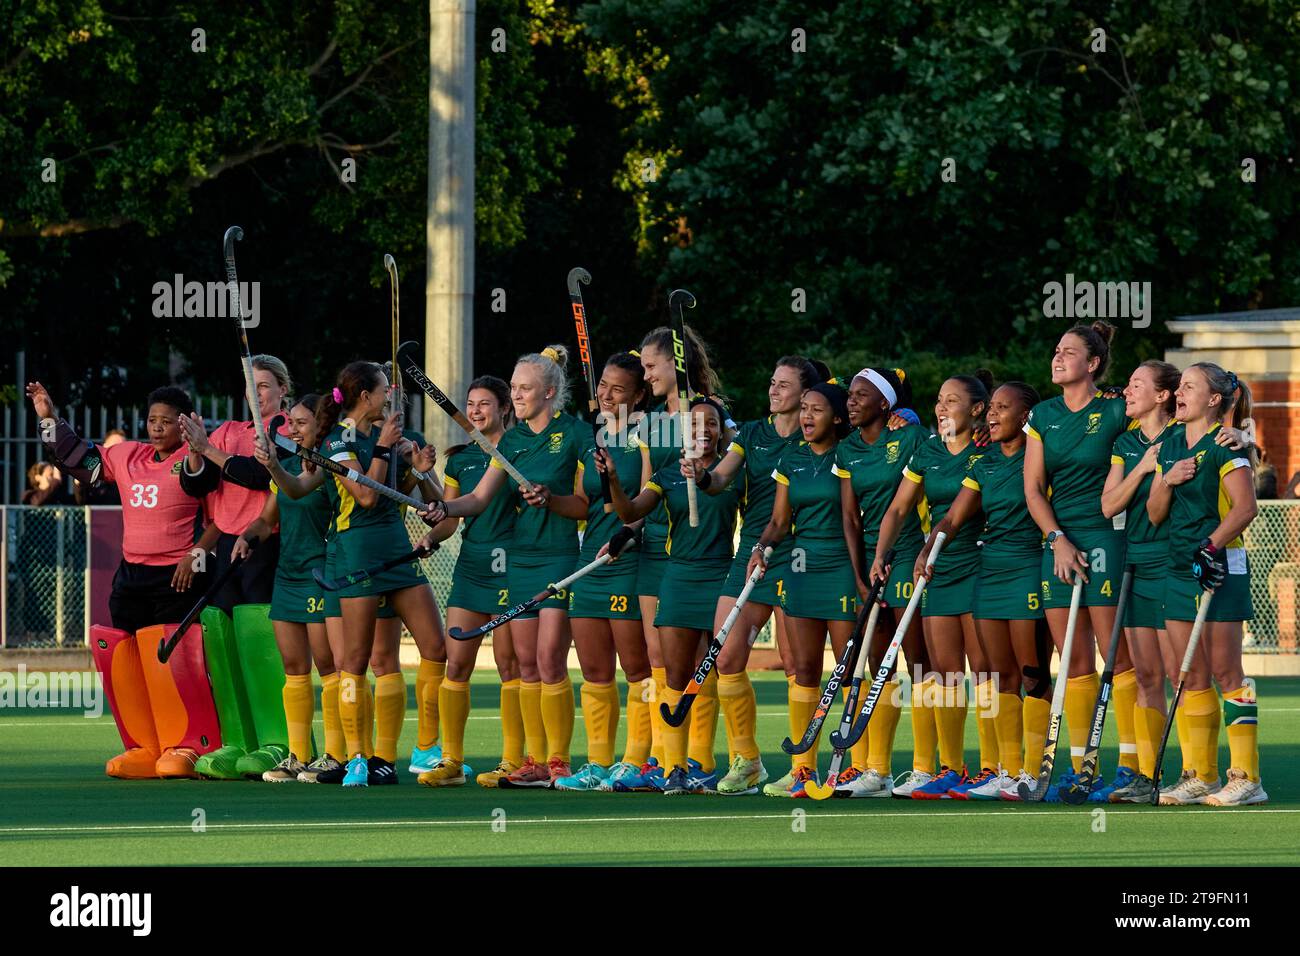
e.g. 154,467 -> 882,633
109,560 -> 212,635
210,532 -> 279,615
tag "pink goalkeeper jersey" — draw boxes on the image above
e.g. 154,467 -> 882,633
205,416 -> 288,535
102,441 -> 199,565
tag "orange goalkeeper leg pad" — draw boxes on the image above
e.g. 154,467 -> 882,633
91,626 -> 160,778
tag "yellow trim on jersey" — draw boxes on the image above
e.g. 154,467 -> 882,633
489,457 -> 503,471
269,479 -> 280,495
902,467 -> 923,484
831,464 -> 850,479
772,469 -> 790,486
333,474 -> 358,532
727,441 -> 745,457
961,476 -> 981,492
646,479 -> 664,495
1110,455 -> 1124,466
576,460 -> 585,472
1024,425 -> 1042,441
1219,457 -> 1249,478
442,474 -> 461,489
918,496 -> 931,535
1126,418 -> 1142,431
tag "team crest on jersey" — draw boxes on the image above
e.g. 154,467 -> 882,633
1195,450 -> 1207,468
886,441 -> 900,464
1086,412 -> 1102,435
549,433 -> 564,453
170,461 -> 183,475
966,454 -> 984,471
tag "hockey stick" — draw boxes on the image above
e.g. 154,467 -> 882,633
157,538 -> 258,662
568,266 -> 612,512
271,431 -> 427,511
1018,571 -> 1086,802
660,546 -> 772,727
668,288 -> 699,527
803,599 -> 885,800
830,532 -> 947,750
782,549 -> 895,755
396,340 -> 537,495
1062,566 -> 1134,804
1150,588 -> 1215,805
312,545 -> 433,592
383,254 -> 401,491
448,539 -> 637,641
222,226 -> 267,448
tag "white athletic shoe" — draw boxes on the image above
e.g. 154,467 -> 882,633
999,769 -> 1036,802
1204,768 -> 1268,807
965,767 -> 1009,800
890,769 -> 933,799
1158,770 -> 1222,805
835,767 -> 892,798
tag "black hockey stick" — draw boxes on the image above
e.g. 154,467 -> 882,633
830,532 -> 948,750
668,288 -> 699,527
157,537 -> 258,662
1062,567 -> 1134,804
222,226 -> 267,448
568,266 -> 612,511
781,549 -> 894,755
1018,572 -> 1085,802
384,253 -> 401,491
1150,588 -> 1215,805
312,544 -> 434,592
660,546 -> 771,728
271,431 -> 427,510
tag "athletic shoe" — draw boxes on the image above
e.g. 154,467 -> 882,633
499,756 -> 554,789
1107,773 -> 1156,804
999,769 -> 1036,801
685,758 -> 718,793
342,755 -> 369,787
834,767 -> 892,798
1045,768 -> 1104,803
298,755 -> 344,784
962,767 -> 1009,801
1089,765 -> 1138,802
418,758 -> 466,788
106,747 -> 161,780
890,769 -> 933,799
598,762 -> 642,792
789,766 -> 818,798
716,755 -> 768,796
765,765 -> 818,798
612,758 -> 665,792
762,769 -> 796,797
554,763 -> 610,791
950,766 -> 997,801
546,757 -> 571,787
367,756 -> 399,785
154,747 -> 199,779
1158,770 -> 1221,805
662,764 -> 690,796
194,745 -> 246,780
236,744 -> 290,779
262,754 -> 308,783
912,765 -> 966,800
1204,768 -> 1268,807
408,744 -> 442,775
476,760 -> 520,788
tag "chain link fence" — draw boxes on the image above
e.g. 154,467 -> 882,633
1,502 -> 1295,651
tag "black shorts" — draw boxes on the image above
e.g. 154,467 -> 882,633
211,531 -> 279,614
109,559 -> 212,635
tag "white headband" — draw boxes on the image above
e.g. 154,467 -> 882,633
854,368 -> 897,410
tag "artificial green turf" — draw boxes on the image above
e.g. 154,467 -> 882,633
1,672 -> 1296,866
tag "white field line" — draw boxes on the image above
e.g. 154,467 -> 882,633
1,807 -> 1298,836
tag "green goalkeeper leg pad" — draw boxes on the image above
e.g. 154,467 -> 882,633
233,604 -> 291,751
198,607 -> 257,777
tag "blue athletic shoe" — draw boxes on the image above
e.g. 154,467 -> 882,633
554,763 -> 610,791
1086,766 -> 1132,802
949,766 -> 997,800
685,758 -> 718,793
1044,767 -> 1105,802
599,762 -> 642,792
408,744 -> 442,775
662,764 -> 690,796
911,765 -> 966,800
342,754 -> 369,788
614,758 -> 664,792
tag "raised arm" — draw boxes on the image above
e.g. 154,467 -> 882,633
684,444 -> 744,495
600,448 -> 662,522
26,382 -> 104,484
1101,444 -> 1159,519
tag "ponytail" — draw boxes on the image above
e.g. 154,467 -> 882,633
1065,320 -> 1117,381
315,361 -> 385,445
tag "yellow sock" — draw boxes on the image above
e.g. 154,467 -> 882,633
359,674 -> 374,758
933,682 -> 967,771
339,671 -> 365,758
499,679 -> 524,766
580,680 -> 618,767
911,677 -> 938,773
374,672 -> 405,763
974,680 -> 998,771
995,692 -> 1024,773
687,668 -> 720,773
1112,670 -> 1139,771
541,678 -> 574,763
320,672 -> 345,761
1222,685 -> 1259,780
660,687 -> 689,771
1183,687 -> 1221,781
1065,673 -> 1099,773
519,681 -> 546,761
1135,705 -> 1164,778
649,667 -> 667,767
865,678 -> 902,775
439,677 -> 471,763
622,678 -> 652,766
1022,695 -> 1051,773
1175,704 -> 1193,773
417,659 -> 444,750
718,671 -> 759,759
282,673 -> 314,762
789,683 -> 822,773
